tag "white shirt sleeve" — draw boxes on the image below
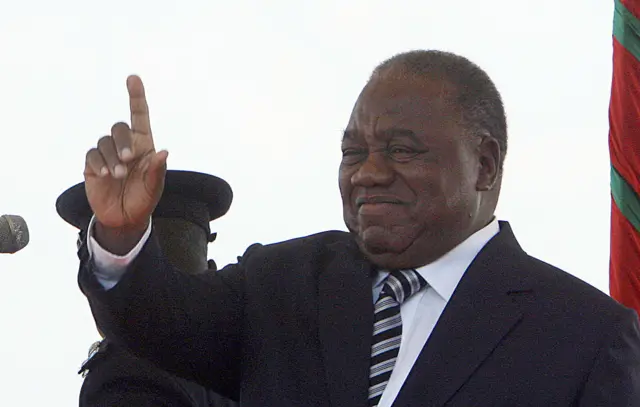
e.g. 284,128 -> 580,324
86,215 -> 153,290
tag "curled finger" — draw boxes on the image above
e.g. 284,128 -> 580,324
97,135 -> 126,179
85,148 -> 108,178
111,122 -> 134,162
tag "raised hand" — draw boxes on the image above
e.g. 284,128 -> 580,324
84,75 -> 168,253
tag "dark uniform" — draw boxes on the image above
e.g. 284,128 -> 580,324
57,170 -> 239,407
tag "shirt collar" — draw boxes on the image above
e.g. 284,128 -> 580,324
375,218 -> 500,302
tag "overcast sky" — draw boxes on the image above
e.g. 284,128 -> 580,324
0,0 -> 615,404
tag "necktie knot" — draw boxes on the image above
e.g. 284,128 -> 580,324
380,268 -> 427,305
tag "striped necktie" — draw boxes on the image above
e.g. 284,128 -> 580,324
368,268 -> 428,406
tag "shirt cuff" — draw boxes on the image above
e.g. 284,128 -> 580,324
87,215 -> 153,290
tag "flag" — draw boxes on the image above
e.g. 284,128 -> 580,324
609,0 -> 640,313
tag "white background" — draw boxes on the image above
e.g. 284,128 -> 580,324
0,0 -> 615,404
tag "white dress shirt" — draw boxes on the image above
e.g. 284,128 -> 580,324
87,216 -> 499,406
372,219 -> 499,407
87,215 -> 152,290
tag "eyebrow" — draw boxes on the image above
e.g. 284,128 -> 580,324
379,128 -> 419,142
342,128 -> 420,142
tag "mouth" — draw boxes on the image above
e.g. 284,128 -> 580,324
355,196 -> 405,207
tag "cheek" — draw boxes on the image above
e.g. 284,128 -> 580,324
438,171 -> 478,220
339,177 -> 360,232
410,163 -> 475,219
445,151 -> 480,204
338,167 -> 355,207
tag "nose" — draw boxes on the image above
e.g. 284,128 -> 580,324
351,151 -> 394,187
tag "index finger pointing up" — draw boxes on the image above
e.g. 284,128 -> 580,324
127,75 -> 155,150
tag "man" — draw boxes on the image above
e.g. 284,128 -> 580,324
76,50 -> 640,406
57,170 -> 237,407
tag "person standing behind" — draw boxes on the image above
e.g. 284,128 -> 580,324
57,170 -> 238,407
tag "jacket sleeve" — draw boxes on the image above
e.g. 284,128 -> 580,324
79,339 -> 237,407
577,307 -> 640,406
78,228 -> 257,400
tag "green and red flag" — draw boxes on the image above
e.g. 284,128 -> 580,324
609,0 -> 640,314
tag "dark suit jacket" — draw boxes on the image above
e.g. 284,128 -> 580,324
78,338 -> 239,407
79,221 -> 640,406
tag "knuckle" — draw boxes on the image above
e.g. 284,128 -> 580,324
85,148 -> 98,161
97,136 -> 113,149
110,121 -> 130,135
130,97 -> 148,112
85,149 -> 103,168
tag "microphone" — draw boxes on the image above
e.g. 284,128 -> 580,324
0,215 -> 29,254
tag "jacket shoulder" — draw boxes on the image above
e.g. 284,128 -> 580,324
523,254 -> 635,322
238,230 -> 353,261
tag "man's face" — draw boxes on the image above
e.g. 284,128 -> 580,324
339,77 -> 492,269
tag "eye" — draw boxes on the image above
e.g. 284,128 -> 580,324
341,148 -> 367,165
387,145 -> 422,162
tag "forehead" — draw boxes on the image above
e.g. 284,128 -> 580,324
346,78 -> 461,138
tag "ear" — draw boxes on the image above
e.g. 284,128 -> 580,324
475,133 -> 501,191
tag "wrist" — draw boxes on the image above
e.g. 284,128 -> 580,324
94,220 -> 149,256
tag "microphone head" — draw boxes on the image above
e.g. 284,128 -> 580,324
0,215 -> 29,254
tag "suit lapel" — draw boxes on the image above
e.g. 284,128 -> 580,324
393,222 -> 532,407
318,239 -> 374,407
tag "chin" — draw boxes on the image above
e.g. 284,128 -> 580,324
362,224 -> 410,247
357,244 -> 412,269
353,226 -> 409,265
360,230 -> 399,253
